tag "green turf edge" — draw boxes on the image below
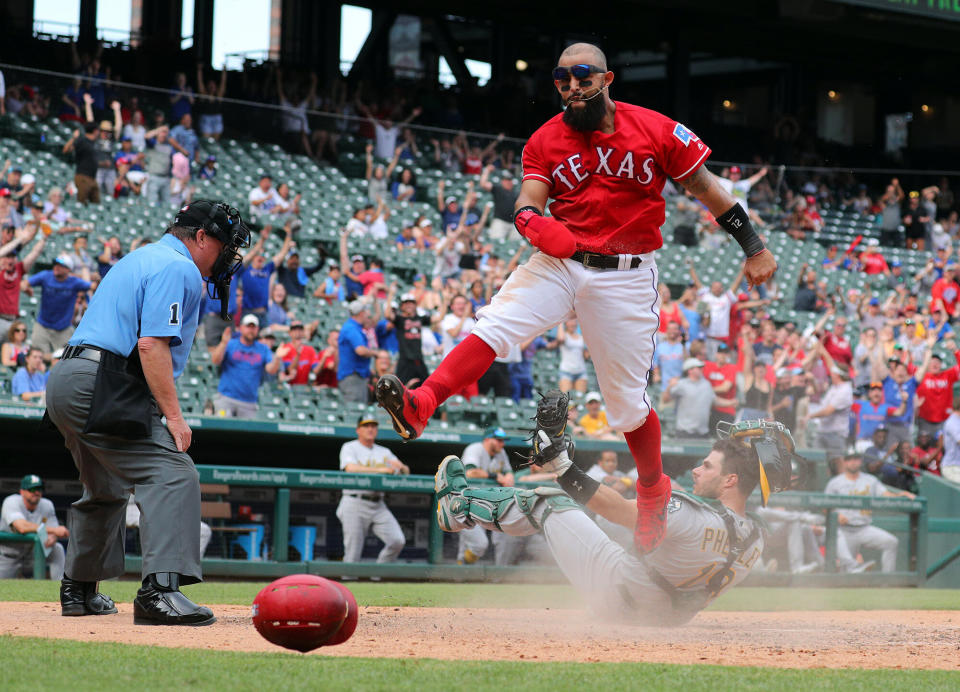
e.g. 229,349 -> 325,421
3,580 -> 960,611
1,637 -> 958,692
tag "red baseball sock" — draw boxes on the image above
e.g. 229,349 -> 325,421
415,334 -> 496,419
624,410 -> 663,487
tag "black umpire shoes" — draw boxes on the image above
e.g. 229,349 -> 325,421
133,572 -> 217,626
60,576 -> 119,616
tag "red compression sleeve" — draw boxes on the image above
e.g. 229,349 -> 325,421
418,334 -> 496,410
514,210 -> 577,258
623,410 -> 663,487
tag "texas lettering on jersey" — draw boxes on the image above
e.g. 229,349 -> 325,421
521,101 -> 711,255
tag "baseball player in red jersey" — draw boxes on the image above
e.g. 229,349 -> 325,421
377,42 -> 778,553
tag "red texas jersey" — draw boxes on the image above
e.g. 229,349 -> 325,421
521,101 -> 711,255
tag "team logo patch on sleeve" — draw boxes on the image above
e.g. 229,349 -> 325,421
667,496 -> 683,513
672,123 -> 699,147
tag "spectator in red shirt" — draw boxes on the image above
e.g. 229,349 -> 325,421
931,264 -> 960,318
822,314 -> 853,368
357,258 -> 388,299
0,232 -> 46,335
859,243 -> 890,275
312,328 -> 339,389
703,342 -> 738,431
911,432 -> 942,476
276,320 -> 319,385
656,283 -> 688,336
916,341 -> 960,438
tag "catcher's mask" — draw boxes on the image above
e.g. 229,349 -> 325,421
716,419 -> 800,506
174,200 -> 250,319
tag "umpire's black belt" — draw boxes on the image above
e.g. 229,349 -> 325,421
570,251 -> 644,270
62,344 -> 126,368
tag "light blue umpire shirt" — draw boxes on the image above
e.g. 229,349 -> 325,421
68,234 -> 203,378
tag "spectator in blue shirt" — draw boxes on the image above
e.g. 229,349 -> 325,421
27,256 -> 91,358
395,222 -> 417,250
169,114 -> 199,164
210,314 -> 281,418
238,227 -> 292,318
313,263 -> 345,304
882,358 -> 927,446
653,322 -> 686,389
678,285 -> 703,342
338,300 -> 376,403
510,334 -> 547,401
11,347 -> 48,402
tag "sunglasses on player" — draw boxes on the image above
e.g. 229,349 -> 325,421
552,64 -> 606,81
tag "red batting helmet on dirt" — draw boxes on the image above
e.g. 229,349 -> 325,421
251,574 -> 356,652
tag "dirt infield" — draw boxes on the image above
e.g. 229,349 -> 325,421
2,602 -> 959,669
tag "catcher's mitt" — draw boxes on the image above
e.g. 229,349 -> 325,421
716,419 -> 800,506
524,390 -> 575,468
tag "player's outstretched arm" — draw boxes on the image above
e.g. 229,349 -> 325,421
584,484 -> 638,530
678,165 -> 777,288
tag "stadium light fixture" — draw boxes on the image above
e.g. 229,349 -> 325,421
827,90 -> 840,101
921,104 -> 931,114
515,59 -> 528,71
721,99 -> 734,110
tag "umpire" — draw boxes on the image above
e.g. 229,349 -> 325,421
45,200 -> 250,626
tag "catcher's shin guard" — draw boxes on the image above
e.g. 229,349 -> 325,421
435,455 -> 470,532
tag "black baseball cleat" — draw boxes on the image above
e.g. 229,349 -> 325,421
133,573 -> 216,626
60,576 -> 118,616
375,374 -> 426,440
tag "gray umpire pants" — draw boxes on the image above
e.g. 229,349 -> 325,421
45,357 -> 203,584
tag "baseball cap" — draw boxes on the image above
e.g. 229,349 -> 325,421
445,196 -> 457,205
350,254 -> 364,263
683,358 -> 705,373
10,166 -> 22,173
729,166 -> 741,174
32,200 -> 44,210
413,273 -> 426,282
84,121 -> 99,134
21,474 -> 43,491
206,154 -> 217,161
775,367 -> 788,378
348,299 -> 368,315
891,259 -> 902,267
843,446 -> 861,459
121,135 -> 132,142
585,391 -> 602,403
241,314 -> 260,327
289,320 -> 304,329
356,413 -> 378,427
419,218 -> 433,228
260,173 -> 272,180
869,381 -> 884,389
483,426 -> 507,440
99,120 -> 113,131
53,255 -> 74,270
716,342 -> 730,352
287,248 -> 299,258
400,292 -> 416,303
868,297 -> 880,306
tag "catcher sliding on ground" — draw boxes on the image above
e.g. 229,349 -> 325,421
435,393 -> 797,625
377,42 -> 777,554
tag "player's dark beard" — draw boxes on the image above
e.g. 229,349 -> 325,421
562,91 -> 607,132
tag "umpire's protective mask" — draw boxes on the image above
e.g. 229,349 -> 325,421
175,200 -> 251,319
